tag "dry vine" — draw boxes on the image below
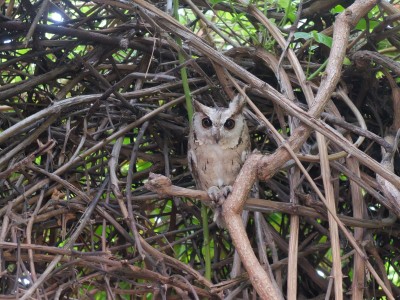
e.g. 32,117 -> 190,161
1,0 -> 400,299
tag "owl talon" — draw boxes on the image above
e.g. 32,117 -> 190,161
207,186 -> 221,206
207,186 -> 233,207
221,185 -> 233,198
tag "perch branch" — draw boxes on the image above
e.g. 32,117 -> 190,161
145,173 -> 397,229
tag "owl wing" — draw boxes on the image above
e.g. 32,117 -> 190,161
187,147 -> 200,187
239,126 -> 251,164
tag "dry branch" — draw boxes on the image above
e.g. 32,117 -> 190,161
145,173 -> 398,230
1,0 -> 400,298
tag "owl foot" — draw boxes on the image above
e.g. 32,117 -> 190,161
221,185 -> 233,198
207,185 -> 232,228
207,185 -> 232,206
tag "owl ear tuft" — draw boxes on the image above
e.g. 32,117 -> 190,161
229,94 -> 246,115
193,100 -> 212,115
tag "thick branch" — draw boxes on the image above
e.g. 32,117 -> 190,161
145,172 -> 398,229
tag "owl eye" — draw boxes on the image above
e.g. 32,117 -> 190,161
224,119 -> 235,130
202,117 -> 212,128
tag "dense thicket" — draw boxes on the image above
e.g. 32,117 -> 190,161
0,0 -> 400,299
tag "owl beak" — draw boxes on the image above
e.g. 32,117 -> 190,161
212,128 -> 221,143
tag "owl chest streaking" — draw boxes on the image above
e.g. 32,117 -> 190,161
187,95 -> 251,226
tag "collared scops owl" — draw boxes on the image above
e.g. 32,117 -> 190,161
188,95 -> 250,227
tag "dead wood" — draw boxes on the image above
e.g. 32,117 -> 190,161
0,0 -> 400,299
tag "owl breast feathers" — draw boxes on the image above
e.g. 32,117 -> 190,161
187,95 -> 251,224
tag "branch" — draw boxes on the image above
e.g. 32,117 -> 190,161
145,172 -> 398,228
145,173 -> 211,204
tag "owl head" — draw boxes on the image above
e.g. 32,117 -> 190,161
192,95 -> 247,148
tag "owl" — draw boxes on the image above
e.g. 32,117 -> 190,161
188,95 -> 251,227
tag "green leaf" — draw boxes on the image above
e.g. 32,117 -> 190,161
295,31 -> 332,48
376,70 -> 384,79
355,18 -> 380,31
330,5 -> 345,14
343,56 -> 351,66
120,163 -> 129,176
136,160 -> 152,172
278,0 -> 290,8
94,291 -> 106,300
294,32 -> 312,40
311,31 -> 332,48
35,156 -> 42,165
